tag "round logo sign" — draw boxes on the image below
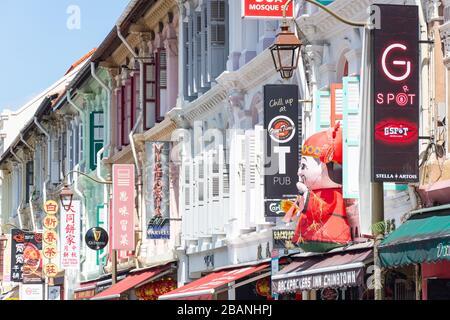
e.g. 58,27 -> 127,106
44,200 -> 59,215
268,116 -> 296,144
85,227 -> 109,251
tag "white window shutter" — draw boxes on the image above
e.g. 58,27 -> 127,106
343,76 -> 361,199
255,126 -> 265,224
187,17 -> 195,97
245,131 -> 257,227
221,146 -> 230,232
315,90 -> 331,131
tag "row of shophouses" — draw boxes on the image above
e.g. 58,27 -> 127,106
0,0 -> 450,300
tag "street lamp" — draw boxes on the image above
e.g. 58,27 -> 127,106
59,184 -> 74,212
270,0 -> 366,79
270,22 -> 302,80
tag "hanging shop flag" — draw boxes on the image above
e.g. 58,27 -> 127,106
145,142 -> 171,240
22,232 -> 43,284
112,164 -> 136,251
10,230 -> 43,284
10,229 -> 25,283
372,4 -> 419,183
264,84 -> 299,217
60,200 -> 81,269
242,0 -> 294,19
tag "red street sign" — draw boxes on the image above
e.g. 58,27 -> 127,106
242,0 -> 294,19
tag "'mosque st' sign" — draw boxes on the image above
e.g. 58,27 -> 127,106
242,0 -> 294,19
372,4 -> 419,183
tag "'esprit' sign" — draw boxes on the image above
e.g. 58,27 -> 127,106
242,0 -> 294,19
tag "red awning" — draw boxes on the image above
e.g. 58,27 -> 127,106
159,263 -> 269,300
91,264 -> 172,300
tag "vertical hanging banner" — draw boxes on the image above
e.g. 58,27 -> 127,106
60,200 -> 81,269
145,142 -> 171,240
22,232 -> 43,284
10,229 -> 25,283
264,84 -> 299,217
372,4 -> 419,183
112,164 -> 136,251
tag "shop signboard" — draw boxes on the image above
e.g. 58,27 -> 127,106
85,227 -> 109,251
264,84 -> 299,217
371,4 -> 419,183
60,200 -> 81,269
19,284 -> 44,301
22,232 -> 43,284
272,267 -> 365,294
10,229 -> 25,283
112,164 -> 136,251
242,0 -> 294,19
48,286 -> 61,300
145,142 -> 171,240
272,229 -> 297,251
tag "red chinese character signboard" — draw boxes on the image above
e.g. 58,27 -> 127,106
112,165 -> 135,251
60,200 -> 81,269
372,5 -> 419,183
242,0 -> 294,19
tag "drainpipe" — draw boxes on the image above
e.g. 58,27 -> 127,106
10,149 -> 24,230
117,25 -> 144,268
20,134 -> 35,153
34,117 -> 51,205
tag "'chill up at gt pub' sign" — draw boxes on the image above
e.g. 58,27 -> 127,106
372,5 -> 419,183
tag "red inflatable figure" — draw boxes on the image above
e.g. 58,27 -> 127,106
282,123 -> 352,252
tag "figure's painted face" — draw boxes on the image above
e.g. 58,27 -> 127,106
298,156 -> 341,191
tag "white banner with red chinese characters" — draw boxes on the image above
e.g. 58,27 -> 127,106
60,200 -> 81,269
112,164 -> 136,251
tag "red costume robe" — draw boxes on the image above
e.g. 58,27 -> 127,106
293,188 -> 351,252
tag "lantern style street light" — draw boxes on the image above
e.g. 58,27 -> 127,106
59,184 -> 74,212
270,22 -> 302,80
271,0 -> 366,79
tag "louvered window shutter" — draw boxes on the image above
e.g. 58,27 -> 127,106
207,0 -> 227,82
343,76 -> 361,199
144,62 -> 156,130
193,12 -> 202,93
222,146 -> 230,229
132,72 -> 140,130
156,49 -> 167,122
187,17 -> 195,97
255,126 -> 265,224
90,111 -> 104,171
123,79 -> 133,145
201,5 -> 209,88
331,83 -> 344,126
246,131 -> 257,226
116,88 -> 124,148
315,90 -> 331,131
50,137 -> 60,184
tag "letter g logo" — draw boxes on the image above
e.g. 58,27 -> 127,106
381,43 -> 411,82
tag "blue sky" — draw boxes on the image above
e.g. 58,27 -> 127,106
0,0 -> 130,111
